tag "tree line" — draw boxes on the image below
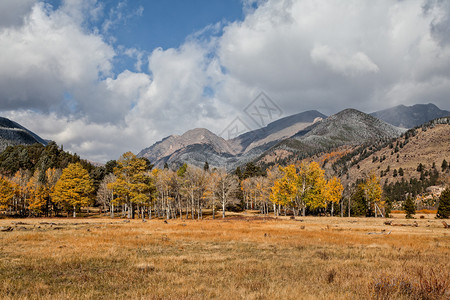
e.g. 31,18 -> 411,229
1,143 -> 447,219
0,147 -> 348,218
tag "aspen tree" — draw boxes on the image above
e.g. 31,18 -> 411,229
52,163 -> 94,217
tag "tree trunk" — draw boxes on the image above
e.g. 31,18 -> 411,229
302,206 -> 305,217
73,205 -> 76,218
348,197 -> 351,217
111,203 -> 114,218
213,205 -> 215,219
331,202 -> 334,217
222,201 -> 226,218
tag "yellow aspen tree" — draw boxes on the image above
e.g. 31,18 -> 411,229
297,162 -> 327,215
0,176 -> 14,211
362,173 -> 383,217
270,165 -> 298,215
324,176 -> 343,216
26,170 -> 48,215
109,152 -> 151,219
52,163 -> 94,217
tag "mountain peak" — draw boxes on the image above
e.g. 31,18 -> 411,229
370,103 -> 450,128
0,116 -> 47,152
294,108 -> 404,148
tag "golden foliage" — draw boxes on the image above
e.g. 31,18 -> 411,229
52,163 -> 94,216
0,176 -> 14,210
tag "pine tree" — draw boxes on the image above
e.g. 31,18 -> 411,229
437,188 -> 450,219
203,161 -> 209,172
442,159 -> 448,172
403,195 -> 415,219
177,163 -> 188,177
351,184 -> 367,216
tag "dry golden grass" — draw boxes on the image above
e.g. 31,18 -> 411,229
0,215 -> 449,299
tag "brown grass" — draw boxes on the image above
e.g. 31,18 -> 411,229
0,215 -> 449,299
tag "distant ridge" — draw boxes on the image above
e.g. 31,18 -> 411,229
138,108 -> 405,170
0,117 -> 47,152
370,103 -> 450,128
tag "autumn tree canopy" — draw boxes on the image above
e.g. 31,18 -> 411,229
52,163 -> 94,217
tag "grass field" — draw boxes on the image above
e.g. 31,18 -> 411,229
0,214 -> 449,299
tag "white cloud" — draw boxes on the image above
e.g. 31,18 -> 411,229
1,0 -> 450,163
310,45 -> 379,76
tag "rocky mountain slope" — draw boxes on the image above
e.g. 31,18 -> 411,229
258,109 -> 405,166
296,109 -> 405,146
0,117 -> 47,152
370,103 -> 449,128
139,108 -> 406,170
343,118 -> 450,187
138,110 -> 326,169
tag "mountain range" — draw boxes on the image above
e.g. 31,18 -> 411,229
0,117 -> 47,152
137,103 -> 449,170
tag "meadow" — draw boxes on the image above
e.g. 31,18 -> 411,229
0,213 -> 449,299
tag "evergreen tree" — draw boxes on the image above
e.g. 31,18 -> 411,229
105,160 -> 117,174
243,162 -> 264,179
177,163 -> 188,177
351,184 -> 367,216
203,161 -> 209,172
234,167 -> 243,180
442,159 -> 448,172
403,195 -> 415,219
437,188 -> 450,219
417,163 -> 424,172
398,167 -> 404,176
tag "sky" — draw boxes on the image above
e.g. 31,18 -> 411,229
0,0 -> 450,163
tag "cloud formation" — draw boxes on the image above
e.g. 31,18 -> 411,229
1,0 -> 450,163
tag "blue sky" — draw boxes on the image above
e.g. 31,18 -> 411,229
112,0 -> 243,50
0,0 -> 449,162
47,0 -> 245,74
